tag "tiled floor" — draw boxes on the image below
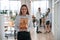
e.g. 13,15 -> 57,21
30,27 -> 54,40
6,27 -> 55,40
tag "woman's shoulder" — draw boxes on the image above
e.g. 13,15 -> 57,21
16,15 -> 19,17
15,15 -> 20,19
26,15 -> 32,20
16,15 -> 32,19
26,15 -> 32,18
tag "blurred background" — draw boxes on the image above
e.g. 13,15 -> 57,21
0,0 -> 60,40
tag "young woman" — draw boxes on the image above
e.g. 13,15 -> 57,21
14,4 -> 33,40
45,8 -> 52,33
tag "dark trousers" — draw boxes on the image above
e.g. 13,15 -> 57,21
40,19 -> 42,26
17,31 -> 31,40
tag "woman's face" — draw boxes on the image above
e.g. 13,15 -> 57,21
21,6 -> 27,15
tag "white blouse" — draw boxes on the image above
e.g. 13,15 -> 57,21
14,15 -> 34,32
36,12 -> 43,20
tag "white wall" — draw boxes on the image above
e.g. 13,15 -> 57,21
54,0 -> 60,40
56,0 -> 60,40
52,0 -> 55,36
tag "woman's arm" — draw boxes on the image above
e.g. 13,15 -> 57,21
14,15 -> 19,31
45,9 -> 50,17
28,16 -> 34,31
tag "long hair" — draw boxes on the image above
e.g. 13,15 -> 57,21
19,4 -> 29,15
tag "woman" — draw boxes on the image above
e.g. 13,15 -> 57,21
45,8 -> 52,33
14,4 -> 33,40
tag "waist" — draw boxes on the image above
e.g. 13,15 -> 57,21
18,31 -> 30,33
19,29 -> 28,31
17,28 -> 30,32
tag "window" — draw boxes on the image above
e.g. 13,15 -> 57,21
31,1 -> 49,16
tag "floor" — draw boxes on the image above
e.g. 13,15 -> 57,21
6,27 -> 55,40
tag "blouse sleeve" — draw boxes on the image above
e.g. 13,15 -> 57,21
14,15 -> 19,31
28,15 -> 34,31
